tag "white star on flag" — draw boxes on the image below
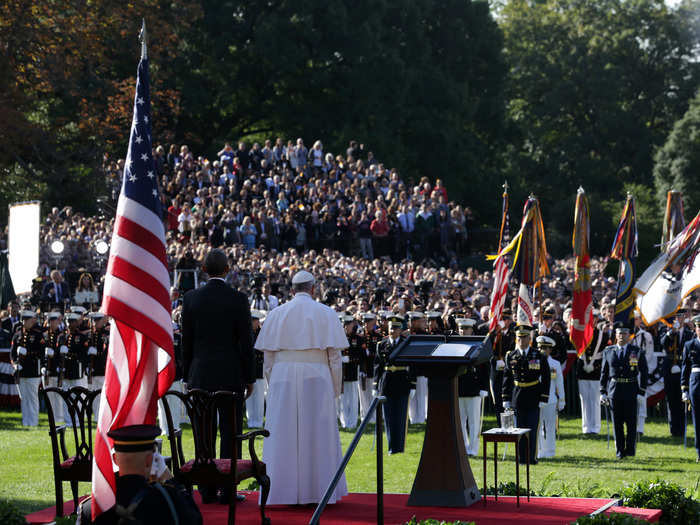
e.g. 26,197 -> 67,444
152,189 -> 158,197
137,97 -> 145,105
135,136 -> 143,144
147,171 -> 155,179
129,174 -> 137,182
141,153 -> 149,161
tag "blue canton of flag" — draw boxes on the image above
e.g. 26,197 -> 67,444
123,58 -> 161,216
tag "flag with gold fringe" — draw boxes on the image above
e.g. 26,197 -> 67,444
610,194 -> 638,328
662,190 -> 686,250
570,187 -> 594,356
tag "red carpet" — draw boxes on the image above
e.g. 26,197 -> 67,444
26,491 -> 661,524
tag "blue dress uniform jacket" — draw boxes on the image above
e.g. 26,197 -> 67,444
600,343 -> 648,457
681,338 -> 700,456
661,330 -> 688,436
11,327 -> 44,378
502,346 -> 550,463
374,336 -> 414,454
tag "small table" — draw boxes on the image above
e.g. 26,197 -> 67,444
481,428 -> 530,507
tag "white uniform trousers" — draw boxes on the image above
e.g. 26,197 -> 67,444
62,378 -> 87,427
45,376 -> 65,424
245,378 -> 267,428
157,379 -> 185,435
358,381 -> 375,423
458,396 -> 482,456
409,376 -> 428,424
18,377 -> 41,426
578,379 -> 601,434
637,393 -> 647,434
538,402 -> 558,458
89,376 -> 105,422
339,381 -> 359,429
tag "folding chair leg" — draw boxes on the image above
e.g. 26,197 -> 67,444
55,479 -> 64,517
259,474 -> 271,525
228,487 -> 236,525
70,480 -> 79,512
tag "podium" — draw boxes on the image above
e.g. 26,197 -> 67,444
389,334 -> 492,507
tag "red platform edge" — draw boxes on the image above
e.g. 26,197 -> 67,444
25,491 -> 662,524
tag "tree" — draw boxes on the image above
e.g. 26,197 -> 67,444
654,88 -> 700,218
499,0 -> 700,257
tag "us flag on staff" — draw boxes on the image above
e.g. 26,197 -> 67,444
92,21 -> 174,519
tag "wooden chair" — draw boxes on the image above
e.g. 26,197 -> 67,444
161,388 -> 271,525
40,385 -> 101,517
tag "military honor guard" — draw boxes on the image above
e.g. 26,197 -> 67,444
456,318 -> 488,456
158,310 -> 187,436
426,311 -> 445,335
339,313 -> 362,429
358,312 -> 380,423
538,307 -> 567,365
490,307 -> 514,425
502,324 -> 550,464
43,311 -> 65,423
245,309 -> 267,428
576,338 -> 603,435
87,312 -> 109,418
632,311 -> 655,436
10,309 -> 44,426
408,311 -> 428,424
536,336 -> 565,458
661,313 -> 692,437
681,315 -> 700,461
375,315 -> 412,454
60,311 -> 90,426
600,324 -> 648,459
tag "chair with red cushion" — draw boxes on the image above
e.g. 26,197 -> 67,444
161,388 -> 270,525
40,385 -> 101,517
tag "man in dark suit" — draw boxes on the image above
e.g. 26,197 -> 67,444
181,249 -> 255,503
41,270 -> 70,309
600,324 -> 648,459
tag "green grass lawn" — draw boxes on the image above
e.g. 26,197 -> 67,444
1,408 -> 700,515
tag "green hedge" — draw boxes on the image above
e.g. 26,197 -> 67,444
572,514 -> 650,524
403,518 -> 475,525
0,500 -> 27,525
619,479 -> 700,525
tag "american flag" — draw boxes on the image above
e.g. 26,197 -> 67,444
92,24 -> 174,519
489,183 -> 511,331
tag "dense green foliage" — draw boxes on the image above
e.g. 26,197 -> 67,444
572,514 -> 650,525
2,0 -> 700,259
404,519 -> 475,525
0,499 -> 27,525
619,479 -> 700,525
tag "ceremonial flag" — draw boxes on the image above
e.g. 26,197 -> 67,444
516,283 -> 535,326
662,190 -> 685,249
570,188 -> 594,356
92,22 -> 174,519
610,194 -> 638,328
489,182 -> 511,332
635,211 -> 700,325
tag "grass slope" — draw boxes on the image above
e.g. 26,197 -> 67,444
1,409 -> 699,515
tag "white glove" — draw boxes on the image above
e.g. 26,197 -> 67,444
150,451 -> 167,478
600,394 -> 609,405
538,401 -> 547,408
503,401 -> 512,409
60,345 -> 69,355
88,346 -> 98,356
14,363 -> 22,372
45,347 -> 55,358
682,392 -> 689,403
341,355 -> 350,363
17,346 -> 27,356
583,363 -> 594,374
671,365 -> 681,374
496,359 -> 505,371
41,367 -> 47,376
637,395 -> 645,405
557,400 -> 566,411
479,390 -> 488,398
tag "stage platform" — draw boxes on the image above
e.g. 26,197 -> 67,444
26,491 -> 661,524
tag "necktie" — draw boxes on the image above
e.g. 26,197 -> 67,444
54,283 -> 60,302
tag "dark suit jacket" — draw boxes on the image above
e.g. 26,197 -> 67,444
181,279 -> 255,392
41,281 -> 71,304
600,343 -> 648,401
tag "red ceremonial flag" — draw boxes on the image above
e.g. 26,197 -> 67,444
570,187 -> 594,357
91,22 -> 174,519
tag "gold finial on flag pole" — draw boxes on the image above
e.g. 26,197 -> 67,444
139,19 -> 147,60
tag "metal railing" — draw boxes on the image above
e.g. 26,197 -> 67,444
309,395 -> 387,525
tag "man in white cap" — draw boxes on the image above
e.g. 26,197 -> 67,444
10,310 -> 44,426
536,335 -> 565,459
255,270 -> 348,505
407,311 -> 428,424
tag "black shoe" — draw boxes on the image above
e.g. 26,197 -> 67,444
236,493 -> 246,503
616,452 -> 625,460
200,491 -> 217,504
217,491 -> 246,504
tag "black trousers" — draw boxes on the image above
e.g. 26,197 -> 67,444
665,373 -> 684,436
383,394 -> 409,454
515,406 -> 539,463
612,398 -> 637,456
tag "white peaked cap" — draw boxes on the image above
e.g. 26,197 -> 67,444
292,270 -> 315,285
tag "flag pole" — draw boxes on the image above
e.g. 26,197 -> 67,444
139,18 -> 147,59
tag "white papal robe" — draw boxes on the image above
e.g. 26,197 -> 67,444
255,292 -> 349,505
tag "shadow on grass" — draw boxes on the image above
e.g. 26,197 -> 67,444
2,496 -> 56,516
537,454 -> 690,473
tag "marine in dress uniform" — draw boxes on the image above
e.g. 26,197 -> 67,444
358,312 -> 380,423
245,309 -> 267,428
502,325 -> 550,464
456,318 -> 489,456
600,324 -> 648,459
375,315 -> 413,454
538,307 -> 567,366
338,313 -> 362,429
10,310 -> 44,426
661,313 -> 693,437
536,336 -> 565,458
408,311 -> 428,424
158,310 -> 187,435
87,312 -> 109,419
60,312 -> 90,427
490,308 -> 514,426
681,315 -> 700,461
82,424 -> 202,525
43,311 -> 65,423
576,331 -> 603,434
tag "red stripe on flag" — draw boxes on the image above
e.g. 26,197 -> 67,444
107,255 -> 171,313
103,296 -> 173,354
114,215 -> 168,267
